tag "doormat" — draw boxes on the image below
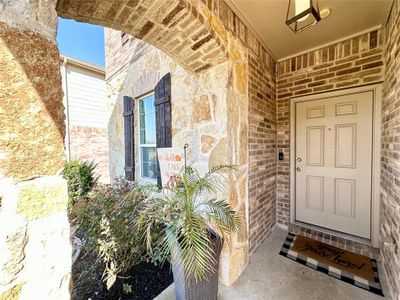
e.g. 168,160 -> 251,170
279,233 -> 384,296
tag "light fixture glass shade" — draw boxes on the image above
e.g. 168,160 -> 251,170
286,0 -> 321,33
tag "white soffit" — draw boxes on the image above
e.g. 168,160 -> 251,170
229,0 -> 393,60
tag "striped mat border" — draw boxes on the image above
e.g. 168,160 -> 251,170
279,233 -> 384,297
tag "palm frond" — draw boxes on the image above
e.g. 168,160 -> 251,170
176,213 -> 213,280
138,164 -> 239,281
196,198 -> 240,233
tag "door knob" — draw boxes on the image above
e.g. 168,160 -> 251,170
296,167 -> 301,172
297,157 -> 302,162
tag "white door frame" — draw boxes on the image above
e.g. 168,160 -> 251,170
289,84 -> 382,247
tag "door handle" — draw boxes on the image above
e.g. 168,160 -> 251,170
296,167 -> 301,172
297,157 -> 302,162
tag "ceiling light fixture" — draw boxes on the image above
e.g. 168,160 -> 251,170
286,0 -> 321,33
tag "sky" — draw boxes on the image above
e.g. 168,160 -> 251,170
57,18 -> 105,67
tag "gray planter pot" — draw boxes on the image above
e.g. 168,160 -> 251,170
172,233 -> 223,300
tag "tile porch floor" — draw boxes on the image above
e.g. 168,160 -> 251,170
156,228 -> 391,300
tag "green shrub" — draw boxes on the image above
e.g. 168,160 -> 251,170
62,160 -> 98,206
75,178 -> 154,281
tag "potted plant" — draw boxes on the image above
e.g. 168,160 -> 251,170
137,165 -> 239,300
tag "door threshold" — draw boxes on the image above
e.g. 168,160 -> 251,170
291,221 -> 374,248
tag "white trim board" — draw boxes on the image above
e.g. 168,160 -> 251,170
137,92 -> 158,184
289,84 -> 382,248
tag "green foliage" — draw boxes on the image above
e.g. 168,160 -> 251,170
62,160 -> 98,206
146,243 -> 168,266
137,165 -> 240,281
75,178 -> 154,282
122,283 -> 133,295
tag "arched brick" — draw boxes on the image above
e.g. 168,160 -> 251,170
56,0 -> 227,73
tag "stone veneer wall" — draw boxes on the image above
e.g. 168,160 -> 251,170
276,29 -> 385,228
69,125 -> 110,183
106,29 -> 250,285
104,0 -> 280,285
248,53 -> 277,254
0,1 -> 71,298
104,0 -> 280,259
381,0 -> 400,298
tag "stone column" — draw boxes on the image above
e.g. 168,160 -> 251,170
217,34 -> 250,287
0,1 -> 71,299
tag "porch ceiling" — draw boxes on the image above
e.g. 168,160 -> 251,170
228,0 -> 393,60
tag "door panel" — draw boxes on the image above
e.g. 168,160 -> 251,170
306,175 -> 324,212
334,178 -> 356,218
295,91 -> 373,238
306,126 -> 325,166
335,123 -> 357,168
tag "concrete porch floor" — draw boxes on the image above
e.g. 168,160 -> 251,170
156,228 -> 392,300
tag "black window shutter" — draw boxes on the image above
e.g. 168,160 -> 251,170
154,73 -> 172,187
123,96 -> 135,181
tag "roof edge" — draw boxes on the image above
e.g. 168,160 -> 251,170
60,55 -> 105,75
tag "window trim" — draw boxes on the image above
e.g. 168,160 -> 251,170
121,32 -> 129,45
137,92 -> 157,183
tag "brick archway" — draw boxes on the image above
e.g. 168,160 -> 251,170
57,0 -> 227,73
0,0 -> 269,297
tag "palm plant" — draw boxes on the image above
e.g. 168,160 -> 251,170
137,165 -> 240,283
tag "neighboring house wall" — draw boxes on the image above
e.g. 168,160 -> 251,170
61,58 -> 110,183
381,0 -> 400,298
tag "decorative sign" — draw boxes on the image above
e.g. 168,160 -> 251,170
157,148 -> 185,188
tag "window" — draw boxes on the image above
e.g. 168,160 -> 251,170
139,93 -> 157,181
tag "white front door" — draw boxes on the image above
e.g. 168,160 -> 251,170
295,91 -> 373,239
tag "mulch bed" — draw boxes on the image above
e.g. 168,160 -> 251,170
71,250 -> 173,300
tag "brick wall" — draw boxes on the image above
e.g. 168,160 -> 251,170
69,125 -> 110,183
381,0 -> 400,298
289,223 -> 380,259
276,29 -> 385,228
248,53 -> 277,254
105,28 -> 153,80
